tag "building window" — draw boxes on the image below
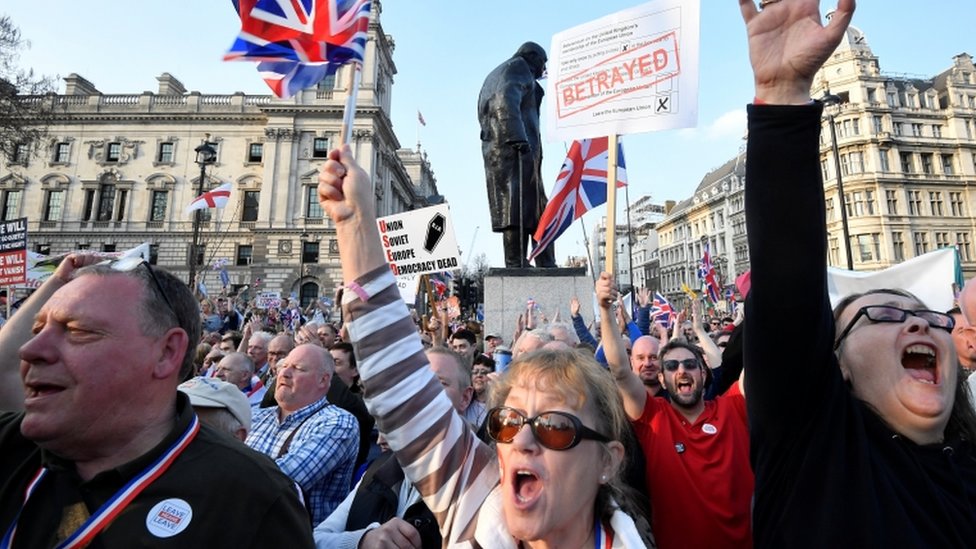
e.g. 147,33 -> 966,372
312,138 -> 329,158
900,153 -> 914,173
886,190 -> 898,214
865,190 -> 875,214
872,116 -> 883,134
242,191 -> 260,222
106,142 -> 122,163
878,149 -> 890,172
828,237 -> 839,266
316,74 -> 336,91
913,232 -> 929,256
300,282 -> 319,309
236,244 -> 253,266
935,232 -> 951,249
929,191 -> 944,216
911,124 -> 923,137
849,152 -> 864,174
302,241 -> 320,263
892,232 -> 905,262
907,190 -> 922,215
1,190 -> 21,221
932,125 -> 942,138
150,190 -> 168,222
97,184 -> 116,221
102,244 -> 116,253
957,233 -> 972,261
82,189 -> 95,221
158,142 -> 175,163
247,143 -> 263,163
11,143 -> 28,164
821,159 -> 830,180
35,243 -> 50,255
942,154 -> 955,175
840,154 -> 851,176
951,192 -> 966,216
921,153 -> 934,175
306,185 -> 323,218
54,142 -> 70,163
190,244 -> 206,266
854,234 -> 880,262
43,190 -> 64,222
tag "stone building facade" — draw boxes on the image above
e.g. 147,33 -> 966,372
0,6 -> 438,306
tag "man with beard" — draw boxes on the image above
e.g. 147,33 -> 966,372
597,272 -> 752,549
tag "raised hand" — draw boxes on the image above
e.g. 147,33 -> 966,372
595,272 -> 618,310
738,0 -> 855,104
637,287 -> 651,308
570,296 -> 581,317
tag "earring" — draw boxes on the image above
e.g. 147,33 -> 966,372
600,474 -> 608,483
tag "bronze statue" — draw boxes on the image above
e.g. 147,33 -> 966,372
478,42 -> 557,269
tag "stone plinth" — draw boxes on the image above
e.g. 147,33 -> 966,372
483,267 -> 592,347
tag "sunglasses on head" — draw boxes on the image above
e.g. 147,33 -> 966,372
661,358 -> 700,372
486,406 -> 610,451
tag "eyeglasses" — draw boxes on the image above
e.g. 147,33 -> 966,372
834,305 -> 954,350
661,358 -> 700,372
472,368 -> 492,376
486,406 -> 610,451
111,257 -> 177,319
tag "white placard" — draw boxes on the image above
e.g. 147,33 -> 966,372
376,204 -> 461,277
546,0 -> 700,142
256,291 -> 281,309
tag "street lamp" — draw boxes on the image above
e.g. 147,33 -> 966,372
821,91 -> 854,270
189,138 -> 217,287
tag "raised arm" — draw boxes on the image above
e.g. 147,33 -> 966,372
0,253 -> 102,411
691,300 -> 722,370
596,272 -> 647,419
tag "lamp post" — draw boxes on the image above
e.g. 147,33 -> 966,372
189,139 -> 217,287
821,91 -> 855,270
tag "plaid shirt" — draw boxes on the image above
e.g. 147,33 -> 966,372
247,395 -> 359,523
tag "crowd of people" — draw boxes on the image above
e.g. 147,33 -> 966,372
2,1 -> 976,547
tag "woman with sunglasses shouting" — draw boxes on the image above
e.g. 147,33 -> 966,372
741,0 -> 976,547
318,145 -> 652,546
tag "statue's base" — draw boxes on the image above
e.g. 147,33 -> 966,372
483,267 -> 591,348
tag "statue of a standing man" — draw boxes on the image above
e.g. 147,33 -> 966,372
478,42 -> 557,269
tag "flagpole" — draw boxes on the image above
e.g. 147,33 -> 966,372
339,62 -> 362,147
604,134 -> 619,276
579,218 -> 596,284
624,162 -> 635,294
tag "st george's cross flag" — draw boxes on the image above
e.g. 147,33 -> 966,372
186,183 -> 233,214
528,137 -> 627,262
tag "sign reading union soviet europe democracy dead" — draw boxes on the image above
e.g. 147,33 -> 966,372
376,204 -> 461,277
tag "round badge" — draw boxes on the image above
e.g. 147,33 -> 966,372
702,423 -> 718,435
146,498 -> 193,538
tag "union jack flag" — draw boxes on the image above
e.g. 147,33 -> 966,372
528,137 -> 627,262
225,0 -> 371,98
186,183 -> 233,214
698,241 -> 722,304
649,292 -> 674,329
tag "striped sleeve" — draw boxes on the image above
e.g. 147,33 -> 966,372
343,266 -> 499,545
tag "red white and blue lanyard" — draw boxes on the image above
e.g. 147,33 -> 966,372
0,414 -> 200,549
594,519 -> 613,549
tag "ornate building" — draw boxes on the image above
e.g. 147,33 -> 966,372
656,18 -> 976,306
0,5 -> 438,305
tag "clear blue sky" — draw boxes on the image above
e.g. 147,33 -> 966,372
3,1 -> 973,267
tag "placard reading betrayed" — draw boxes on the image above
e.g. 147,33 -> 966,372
546,0 -> 700,142
0,217 -> 28,286
377,204 -> 460,277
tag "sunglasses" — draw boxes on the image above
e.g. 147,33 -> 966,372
486,406 -> 610,451
661,358 -> 700,372
834,305 -> 954,350
110,256 -> 177,318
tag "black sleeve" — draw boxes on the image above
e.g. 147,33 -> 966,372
743,104 -> 843,439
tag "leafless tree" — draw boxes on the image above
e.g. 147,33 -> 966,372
0,15 -> 57,159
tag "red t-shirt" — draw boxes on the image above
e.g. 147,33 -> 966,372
632,383 -> 753,549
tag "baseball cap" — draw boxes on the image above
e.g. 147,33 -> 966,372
178,377 -> 251,428
486,333 -> 502,340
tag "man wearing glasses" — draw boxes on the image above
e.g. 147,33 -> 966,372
597,272 -> 752,549
0,254 -> 312,546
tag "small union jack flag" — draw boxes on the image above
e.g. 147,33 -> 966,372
698,241 -> 722,304
225,0 -> 371,98
528,137 -> 627,262
649,292 -> 674,329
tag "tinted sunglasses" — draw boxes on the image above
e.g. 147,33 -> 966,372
487,406 -> 610,450
661,358 -> 700,372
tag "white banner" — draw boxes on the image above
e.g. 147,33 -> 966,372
546,0 -> 700,142
827,248 -> 957,313
376,204 -> 461,278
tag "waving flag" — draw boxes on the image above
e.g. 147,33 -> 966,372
649,292 -> 674,329
528,137 -> 627,262
698,241 -> 722,304
418,110 -> 426,126
186,183 -> 233,214
225,0 -> 371,98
